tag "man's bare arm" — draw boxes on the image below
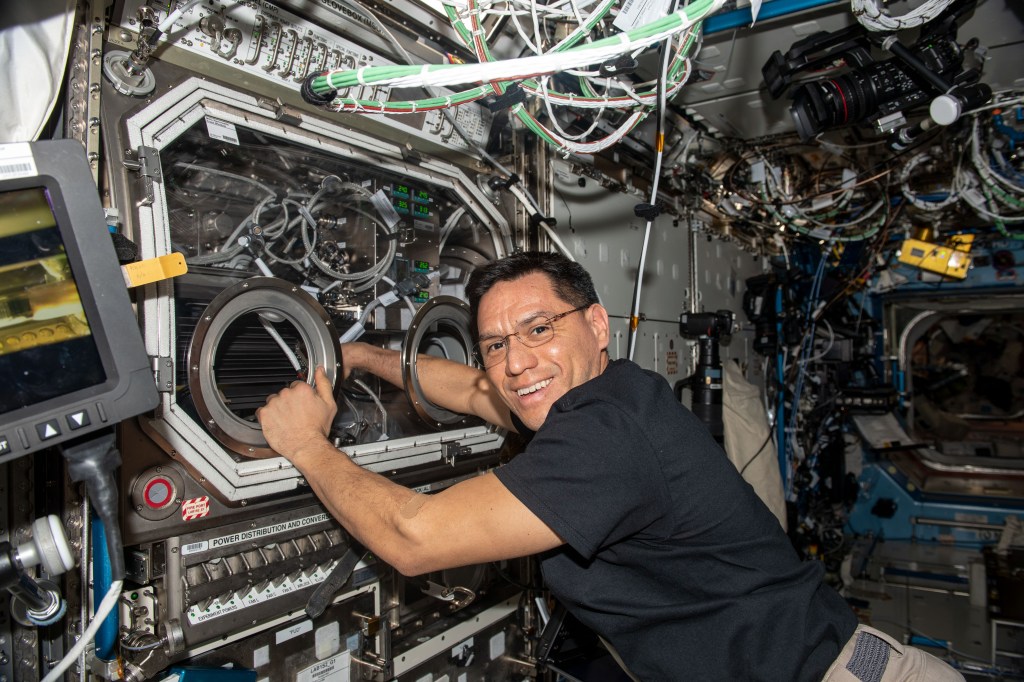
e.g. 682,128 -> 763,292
343,342 -> 514,431
257,368 -> 559,574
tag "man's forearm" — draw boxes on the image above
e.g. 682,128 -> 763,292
288,438 -> 431,574
344,343 -> 513,429
345,343 -> 406,389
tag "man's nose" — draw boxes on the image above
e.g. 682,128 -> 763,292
504,335 -> 537,375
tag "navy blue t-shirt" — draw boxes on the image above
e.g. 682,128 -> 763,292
494,359 -> 856,681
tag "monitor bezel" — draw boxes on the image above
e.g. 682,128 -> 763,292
0,140 -> 158,461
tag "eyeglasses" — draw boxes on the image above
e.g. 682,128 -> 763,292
474,306 -> 589,369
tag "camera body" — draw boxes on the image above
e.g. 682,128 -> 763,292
762,0 -> 985,141
785,36 -> 962,141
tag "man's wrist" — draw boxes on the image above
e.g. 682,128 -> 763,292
286,435 -> 335,469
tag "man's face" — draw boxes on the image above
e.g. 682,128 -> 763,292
477,272 -> 610,431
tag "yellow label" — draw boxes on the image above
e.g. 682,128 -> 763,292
121,253 -> 188,288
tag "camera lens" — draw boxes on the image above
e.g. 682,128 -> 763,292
790,72 -> 875,141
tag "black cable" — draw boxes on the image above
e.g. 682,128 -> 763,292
62,432 -> 125,581
739,430 -> 774,477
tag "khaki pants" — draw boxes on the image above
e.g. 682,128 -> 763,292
821,625 -> 965,682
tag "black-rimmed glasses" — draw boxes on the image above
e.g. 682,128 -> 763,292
474,306 -> 589,369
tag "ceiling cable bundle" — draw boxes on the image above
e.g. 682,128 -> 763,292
302,0 -> 726,153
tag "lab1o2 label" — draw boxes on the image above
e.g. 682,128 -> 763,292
182,513 -> 332,556
297,650 -> 351,682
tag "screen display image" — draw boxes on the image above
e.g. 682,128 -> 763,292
0,186 -> 106,415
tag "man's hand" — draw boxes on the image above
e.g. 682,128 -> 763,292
257,366 -> 338,460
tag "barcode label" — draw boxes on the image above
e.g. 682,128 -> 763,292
181,540 -> 209,555
0,162 -> 32,176
206,117 -> 240,145
612,0 -> 671,32
0,143 -> 37,180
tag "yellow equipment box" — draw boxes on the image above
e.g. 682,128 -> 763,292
897,234 -> 974,279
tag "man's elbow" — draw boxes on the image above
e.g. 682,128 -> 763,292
371,518 -> 449,577
379,544 -> 448,577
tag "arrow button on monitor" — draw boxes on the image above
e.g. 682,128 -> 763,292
67,410 -> 92,430
36,419 -> 62,441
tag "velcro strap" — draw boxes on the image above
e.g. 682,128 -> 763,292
846,631 -> 891,682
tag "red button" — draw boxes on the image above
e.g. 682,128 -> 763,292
143,477 -> 174,509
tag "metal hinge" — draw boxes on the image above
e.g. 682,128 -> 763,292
152,355 -> 174,392
124,145 -> 162,179
124,146 -> 162,206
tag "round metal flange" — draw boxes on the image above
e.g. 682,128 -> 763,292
187,277 -> 340,458
401,296 -> 475,430
102,50 -> 156,97
130,465 -> 186,521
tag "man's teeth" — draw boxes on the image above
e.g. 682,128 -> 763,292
517,379 -> 552,396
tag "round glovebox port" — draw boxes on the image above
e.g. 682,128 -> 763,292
187,277 -> 340,458
401,296 -> 475,429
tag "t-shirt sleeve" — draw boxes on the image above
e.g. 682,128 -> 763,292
494,397 -> 668,559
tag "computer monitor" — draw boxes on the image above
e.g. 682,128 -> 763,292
0,140 -> 158,462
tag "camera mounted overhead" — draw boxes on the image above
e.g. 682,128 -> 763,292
762,0 -> 991,142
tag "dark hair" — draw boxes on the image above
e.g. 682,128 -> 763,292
466,251 -> 599,337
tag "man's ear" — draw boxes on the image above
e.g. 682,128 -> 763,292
587,304 -> 611,349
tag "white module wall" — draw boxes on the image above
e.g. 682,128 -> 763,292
547,159 -> 764,388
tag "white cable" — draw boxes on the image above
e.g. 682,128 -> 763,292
963,89 -> 1024,116
438,206 -> 467,252
626,22 -> 674,361
507,184 -> 576,261
353,378 -> 388,439
800,319 -> 835,365
158,0 -> 204,33
380,0 -> 725,89
540,220 -> 576,261
900,152 -> 958,211
42,580 -> 123,682
850,0 -> 954,32
339,299 -> 382,344
259,317 -> 302,371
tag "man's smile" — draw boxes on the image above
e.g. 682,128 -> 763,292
517,378 -> 553,397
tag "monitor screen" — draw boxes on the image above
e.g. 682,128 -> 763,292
0,140 -> 158,462
0,187 -> 107,414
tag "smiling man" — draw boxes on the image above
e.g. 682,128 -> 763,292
257,251 -> 962,681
